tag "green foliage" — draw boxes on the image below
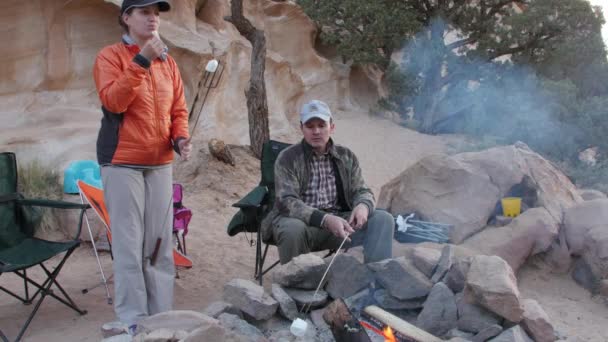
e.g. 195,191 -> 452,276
377,63 -> 419,113
299,0 -> 608,190
296,0 -> 420,67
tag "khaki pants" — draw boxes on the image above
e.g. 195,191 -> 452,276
101,165 -> 174,326
272,209 -> 394,264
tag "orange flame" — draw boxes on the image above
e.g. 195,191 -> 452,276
383,325 -> 396,342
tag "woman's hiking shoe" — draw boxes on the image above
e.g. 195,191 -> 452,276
101,321 -> 128,338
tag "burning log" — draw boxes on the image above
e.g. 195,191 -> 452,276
363,305 -> 442,342
323,299 -> 372,342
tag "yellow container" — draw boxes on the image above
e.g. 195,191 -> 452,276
501,197 -> 522,217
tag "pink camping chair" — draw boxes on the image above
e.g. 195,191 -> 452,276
173,183 -> 192,255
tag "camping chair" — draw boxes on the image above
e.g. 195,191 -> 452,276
227,140 -> 291,285
76,180 -> 113,304
393,213 -> 451,243
172,183 -> 192,255
77,180 -> 193,282
227,141 -> 342,285
0,152 -> 88,342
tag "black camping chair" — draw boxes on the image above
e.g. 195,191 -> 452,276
227,140 -> 291,285
0,152 -> 89,341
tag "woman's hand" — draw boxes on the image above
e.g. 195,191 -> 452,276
140,34 -> 166,61
178,138 -> 192,161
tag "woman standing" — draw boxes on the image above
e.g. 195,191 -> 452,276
93,0 -> 192,334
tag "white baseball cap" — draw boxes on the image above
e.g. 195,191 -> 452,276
300,100 -> 332,123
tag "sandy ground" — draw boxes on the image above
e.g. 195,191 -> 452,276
1,110 -> 607,341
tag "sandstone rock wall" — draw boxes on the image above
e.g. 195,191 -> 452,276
0,0 -> 379,166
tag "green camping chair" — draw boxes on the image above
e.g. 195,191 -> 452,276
227,140 -> 291,285
0,152 -> 89,341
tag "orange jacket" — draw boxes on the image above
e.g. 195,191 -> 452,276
93,41 -> 189,166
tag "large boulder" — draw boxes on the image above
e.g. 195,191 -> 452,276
136,310 -> 218,334
272,253 -> 326,290
223,279 -> 278,321
463,207 -> 559,272
564,199 -> 608,255
581,225 -> 608,283
456,293 -> 501,334
489,326 -> 533,342
578,189 -> 607,201
464,255 -> 523,322
417,282 -> 458,337
325,254 -> 374,299
368,257 -> 433,300
379,143 -> 581,243
521,299 -> 556,342
411,246 -> 442,278
1,0 -> 375,165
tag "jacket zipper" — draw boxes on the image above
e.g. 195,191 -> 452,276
149,65 -> 161,163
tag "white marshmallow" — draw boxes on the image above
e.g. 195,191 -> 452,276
290,318 -> 308,337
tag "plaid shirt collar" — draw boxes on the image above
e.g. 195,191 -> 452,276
301,138 -> 337,159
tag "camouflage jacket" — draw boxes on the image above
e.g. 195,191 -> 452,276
261,139 -> 375,242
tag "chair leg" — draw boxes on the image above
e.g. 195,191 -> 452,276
0,283 -> 29,303
13,248 -> 87,342
81,209 -> 112,304
254,229 -> 262,283
255,243 -> 270,285
255,241 -> 281,285
40,263 -> 87,314
23,269 -> 31,304
0,271 -> 34,304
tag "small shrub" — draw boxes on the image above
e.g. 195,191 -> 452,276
17,159 -> 63,233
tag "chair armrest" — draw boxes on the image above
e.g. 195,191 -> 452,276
17,198 -> 90,210
17,198 -> 90,240
232,186 -> 268,209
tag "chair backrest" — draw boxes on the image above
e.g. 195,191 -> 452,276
172,183 -> 191,235
77,180 -> 112,242
0,152 -> 26,250
260,140 -> 291,210
173,183 -> 183,205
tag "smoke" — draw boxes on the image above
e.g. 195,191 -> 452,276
396,18 -> 585,159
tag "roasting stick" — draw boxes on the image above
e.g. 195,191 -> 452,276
290,234 -> 351,336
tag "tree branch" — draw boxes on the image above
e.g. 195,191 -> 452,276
224,0 -> 270,158
488,32 -> 557,60
446,37 -> 477,50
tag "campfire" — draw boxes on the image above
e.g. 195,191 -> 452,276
323,299 -> 442,342
359,321 -> 397,342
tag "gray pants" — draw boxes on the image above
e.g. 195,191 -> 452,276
272,209 -> 394,264
101,165 -> 175,326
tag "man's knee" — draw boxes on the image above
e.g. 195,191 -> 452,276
368,209 -> 395,232
274,218 -> 311,264
274,217 -> 309,243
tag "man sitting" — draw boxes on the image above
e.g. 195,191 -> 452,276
261,100 -> 394,264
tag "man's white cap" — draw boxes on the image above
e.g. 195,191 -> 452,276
300,100 -> 332,123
